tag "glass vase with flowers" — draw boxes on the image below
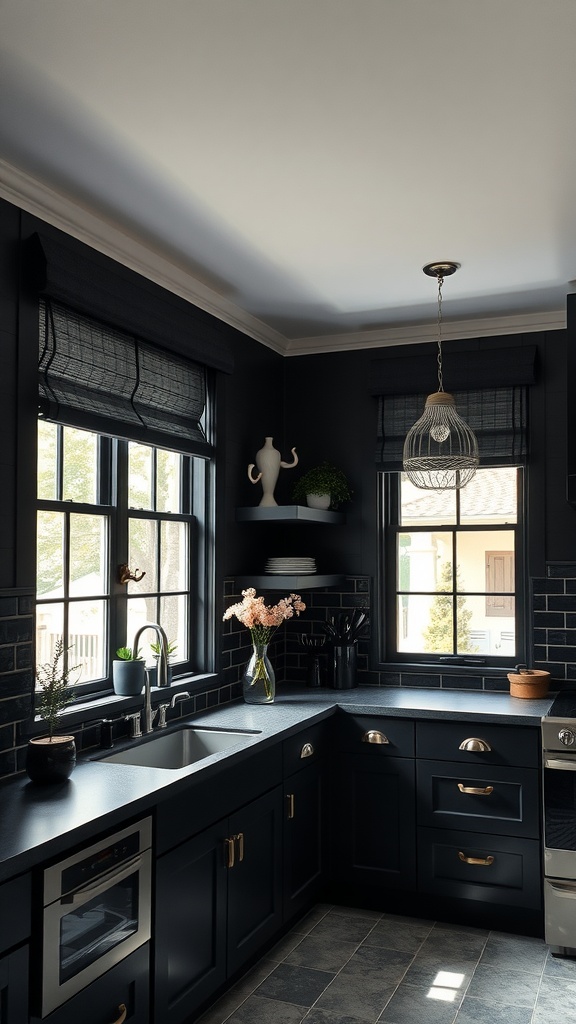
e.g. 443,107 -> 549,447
223,588 -> 306,703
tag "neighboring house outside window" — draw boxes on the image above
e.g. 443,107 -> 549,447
383,466 -> 523,667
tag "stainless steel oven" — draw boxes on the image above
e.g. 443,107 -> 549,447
542,695 -> 576,955
40,817 -> 152,1017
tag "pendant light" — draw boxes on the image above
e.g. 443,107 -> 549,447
402,261 -> 479,490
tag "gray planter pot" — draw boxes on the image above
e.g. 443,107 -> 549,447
112,660 -> 145,696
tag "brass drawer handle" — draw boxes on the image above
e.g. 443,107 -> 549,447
362,730 -> 389,744
111,1003 -> 127,1024
286,793 -> 295,819
458,737 -> 492,752
235,832 -> 244,862
457,783 -> 494,796
300,742 -> 314,758
458,851 -> 495,867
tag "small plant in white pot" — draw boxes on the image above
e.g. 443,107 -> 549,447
26,637 -> 79,784
113,646 -> 145,696
292,462 -> 352,510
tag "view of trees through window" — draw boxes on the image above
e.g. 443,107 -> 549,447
36,422 -> 193,692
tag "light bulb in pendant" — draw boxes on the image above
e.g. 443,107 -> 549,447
430,424 -> 450,443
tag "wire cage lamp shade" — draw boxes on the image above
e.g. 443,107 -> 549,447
402,262 -> 479,490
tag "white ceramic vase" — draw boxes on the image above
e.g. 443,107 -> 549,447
247,437 -> 298,506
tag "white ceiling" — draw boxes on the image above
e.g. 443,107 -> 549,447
1,0 -> 575,355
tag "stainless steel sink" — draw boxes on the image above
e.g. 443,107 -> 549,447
98,726 -> 261,770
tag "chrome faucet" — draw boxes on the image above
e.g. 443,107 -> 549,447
132,623 -> 170,734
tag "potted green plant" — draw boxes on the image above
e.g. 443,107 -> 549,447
292,462 -> 352,510
113,646 -> 145,696
26,637 -> 79,784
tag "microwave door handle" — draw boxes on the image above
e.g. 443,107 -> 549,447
545,757 -> 576,770
61,853 -> 144,905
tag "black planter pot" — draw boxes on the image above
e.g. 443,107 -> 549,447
25,735 -> 76,784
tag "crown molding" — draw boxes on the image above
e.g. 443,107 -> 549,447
285,310 -> 566,356
0,160 -> 288,355
0,160 -> 567,359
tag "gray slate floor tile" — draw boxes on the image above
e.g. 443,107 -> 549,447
533,973 -> 576,1023
464,963 -> 540,1008
226,994 -> 308,1023
255,962 -> 335,1007
454,996 -> 533,1024
478,930 -> 548,971
362,915 -> 434,953
378,983 -> 462,1024
285,932 -> 359,972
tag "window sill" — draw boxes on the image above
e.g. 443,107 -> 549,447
31,673 -> 219,732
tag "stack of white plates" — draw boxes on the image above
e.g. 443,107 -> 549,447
265,557 -> 316,575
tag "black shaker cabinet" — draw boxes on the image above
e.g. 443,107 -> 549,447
331,714 -> 416,892
0,873 -> 31,1024
282,721 -> 329,921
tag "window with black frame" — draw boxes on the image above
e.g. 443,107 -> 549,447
383,466 -> 522,666
36,297 -> 215,697
373,344 -> 536,670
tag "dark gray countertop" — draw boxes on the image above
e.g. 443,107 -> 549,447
0,685 -> 553,883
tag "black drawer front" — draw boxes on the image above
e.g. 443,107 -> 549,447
417,760 -> 540,838
337,713 -> 415,757
416,721 -> 539,768
417,827 -> 542,909
282,721 -> 328,776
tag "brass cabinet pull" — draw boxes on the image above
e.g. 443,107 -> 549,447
362,730 -> 389,744
458,737 -> 492,752
110,1004 -> 127,1024
286,793 -> 295,819
300,742 -> 314,758
457,783 -> 494,796
458,851 -> 495,867
235,832 -> 244,862
225,837 -> 235,869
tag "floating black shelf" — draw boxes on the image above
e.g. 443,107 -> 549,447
235,574 -> 345,591
235,505 -> 344,524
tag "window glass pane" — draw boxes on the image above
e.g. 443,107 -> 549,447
38,420 -> 58,500
400,474 -> 456,526
69,600 -> 107,681
160,521 -> 188,591
160,595 -> 188,662
36,603 -> 64,680
398,532 -> 452,592
126,597 -> 159,661
128,518 -> 158,593
69,514 -> 108,597
460,467 -> 517,524
456,531 -> 515,594
457,595 -> 516,657
397,594 -> 450,654
157,449 -> 181,513
62,427 -> 98,504
37,511 -> 64,597
128,443 -> 153,510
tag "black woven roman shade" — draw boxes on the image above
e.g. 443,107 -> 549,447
27,231 -> 234,374
39,299 -> 211,457
373,344 -> 537,470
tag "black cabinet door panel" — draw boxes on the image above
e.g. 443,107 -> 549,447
0,945 -> 28,1024
227,786 -> 283,976
335,754 -> 416,890
283,761 -> 325,920
155,823 -> 227,1024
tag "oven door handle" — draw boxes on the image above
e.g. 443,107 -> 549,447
61,853 -> 144,905
544,757 -> 576,771
547,879 -> 576,898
